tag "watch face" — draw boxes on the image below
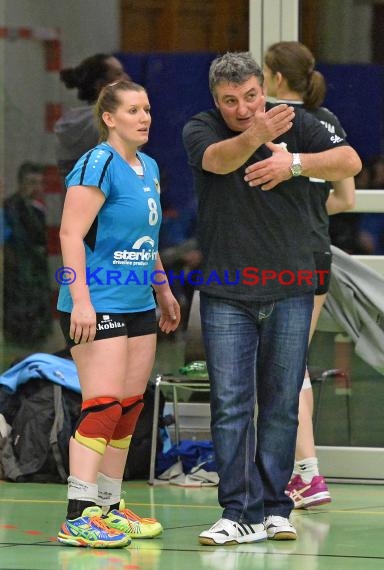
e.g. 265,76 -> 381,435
291,164 -> 302,176
291,155 -> 302,176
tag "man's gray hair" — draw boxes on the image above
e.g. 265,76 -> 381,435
209,51 -> 264,98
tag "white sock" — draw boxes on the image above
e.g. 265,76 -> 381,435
302,369 -> 312,390
293,457 -> 319,483
67,476 -> 98,502
97,472 -> 122,512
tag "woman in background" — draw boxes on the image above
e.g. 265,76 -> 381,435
264,41 -> 356,509
55,53 -> 129,179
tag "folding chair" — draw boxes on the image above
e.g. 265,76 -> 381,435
148,291 -> 211,485
310,367 -> 352,445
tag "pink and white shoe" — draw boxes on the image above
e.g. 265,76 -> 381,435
286,474 -> 332,509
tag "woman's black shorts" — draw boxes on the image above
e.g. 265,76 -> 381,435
313,251 -> 332,295
59,309 -> 157,348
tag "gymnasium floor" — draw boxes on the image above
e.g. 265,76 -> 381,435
1,326 -> 384,568
1,479 -> 384,569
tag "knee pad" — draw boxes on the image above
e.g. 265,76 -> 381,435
74,397 -> 122,454
109,395 -> 144,450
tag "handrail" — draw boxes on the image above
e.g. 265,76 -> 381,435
351,189 -> 384,213
317,187 -> 384,331
347,188 -> 384,274
352,255 -> 384,276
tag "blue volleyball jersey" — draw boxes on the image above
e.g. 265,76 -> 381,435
57,142 -> 162,313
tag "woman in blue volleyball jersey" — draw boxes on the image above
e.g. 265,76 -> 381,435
56,80 -> 180,548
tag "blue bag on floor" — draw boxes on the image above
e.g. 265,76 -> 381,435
156,439 -> 216,477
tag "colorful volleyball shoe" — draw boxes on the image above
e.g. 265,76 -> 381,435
57,506 -> 131,548
103,500 -> 163,538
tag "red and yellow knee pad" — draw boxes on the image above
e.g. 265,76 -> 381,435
110,395 -> 144,450
74,395 -> 144,454
74,397 -> 122,454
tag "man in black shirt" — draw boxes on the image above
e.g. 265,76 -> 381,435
183,51 -> 361,545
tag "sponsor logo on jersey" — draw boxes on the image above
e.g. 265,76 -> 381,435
113,235 -> 158,266
330,134 -> 343,144
132,236 -> 155,249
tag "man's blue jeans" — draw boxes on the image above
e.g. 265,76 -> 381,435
200,292 -> 314,524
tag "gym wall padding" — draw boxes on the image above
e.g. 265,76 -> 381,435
117,53 -> 383,210
318,63 -> 383,162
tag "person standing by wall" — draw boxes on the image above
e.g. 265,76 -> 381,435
263,40 -> 356,509
183,51 -> 361,545
3,162 -> 52,353
57,79 -> 180,548
55,53 -> 130,180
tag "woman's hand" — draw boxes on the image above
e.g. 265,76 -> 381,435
156,289 -> 181,334
70,300 -> 97,344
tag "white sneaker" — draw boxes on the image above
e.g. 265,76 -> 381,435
199,518 -> 267,545
264,515 -> 297,540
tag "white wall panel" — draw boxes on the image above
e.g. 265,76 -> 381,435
249,0 -> 299,64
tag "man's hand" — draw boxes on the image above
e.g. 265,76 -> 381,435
244,141 -> 293,190
201,100 -> 294,175
244,99 -> 295,148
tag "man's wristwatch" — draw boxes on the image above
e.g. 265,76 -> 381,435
290,153 -> 302,177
